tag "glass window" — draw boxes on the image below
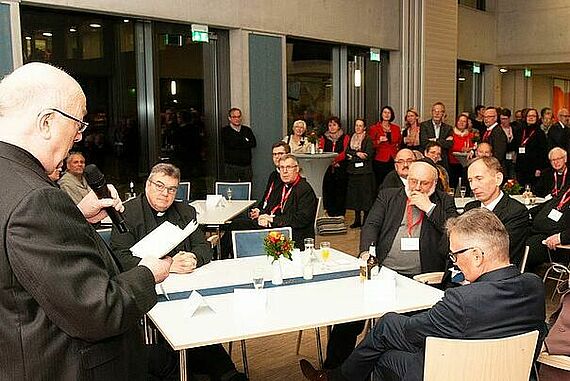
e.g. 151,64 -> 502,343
456,60 -> 483,117
458,0 -> 485,11
21,6 -> 140,196
286,38 -> 333,135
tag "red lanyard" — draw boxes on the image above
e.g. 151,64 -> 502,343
271,175 -> 300,214
406,201 -> 424,237
556,187 -> 570,211
520,129 -> 536,146
262,181 -> 275,209
482,128 -> 492,142
553,169 -> 567,197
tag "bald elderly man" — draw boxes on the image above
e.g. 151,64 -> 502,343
380,148 -> 416,190
0,63 -> 172,379
58,151 -> 92,204
322,159 -> 458,369
536,147 -> 569,198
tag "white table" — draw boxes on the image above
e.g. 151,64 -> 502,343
454,195 -> 545,211
294,152 -> 338,198
148,250 -> 444,380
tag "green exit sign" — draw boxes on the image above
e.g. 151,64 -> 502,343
191,24 -> 209,43
370,48 -> 380,62
524,68 -> 532,78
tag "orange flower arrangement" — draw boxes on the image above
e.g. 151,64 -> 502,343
264,231 -> 294,263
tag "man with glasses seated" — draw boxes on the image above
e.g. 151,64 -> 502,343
379,148 -> 415,190
321,159 -> 457,369
111,163 -> 246,381
535,147 -> 568,198
300,208 -> 546,381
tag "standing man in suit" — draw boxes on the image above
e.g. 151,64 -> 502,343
419,101 -> 453,170
257,154 -> 317,248
464,157 -> 529,265
481,106 -> 508,169
322,160 -> 457,369
111,162 -> 246,381
221,107 -> 257,181
300,208 -> 546,381
380,148 -> 416,190
547,108 -> 570,149
0,62 -> 172,379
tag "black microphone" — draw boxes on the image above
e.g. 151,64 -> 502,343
84,164 -> 129,233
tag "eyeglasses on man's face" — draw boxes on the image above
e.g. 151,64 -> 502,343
395,159 -> 415,165
449,246 -> 482,263
42,108 -> 89,134
148,179 -> 178,194
279,164 -> 298,172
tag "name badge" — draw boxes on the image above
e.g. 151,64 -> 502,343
506,152 -> 514,160
245,137 -> 249,142
401,237 -> 420,251
544,194 -> 553,201
548,209 -> 563,222
518,147 -> 526,154
355,162 -> 364,168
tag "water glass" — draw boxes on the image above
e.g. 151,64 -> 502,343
320,242 -> 331,262
460,186 -> 467,199
252,266 -> 265,290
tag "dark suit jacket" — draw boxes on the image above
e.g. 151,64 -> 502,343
0,142 -> 156,380
380,170 -> 405,190
486,125 -> 508,168
419,120 -> 453,169
255,169 -> 283,213
464,194 -> 529,264
547,121 -> 569,150
110,195 -> 212,271
272,177 -> 317,249
535,167 -> 568,198
404,266 -> 546,356
360,187 -> 458,273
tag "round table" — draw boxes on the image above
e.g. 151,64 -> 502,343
293,152 -> 338,198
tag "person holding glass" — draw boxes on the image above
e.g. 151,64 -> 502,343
402,107 -> 421,152
345,118 -> 376,228
319,116 -> 350,217
369,106 -> 402,189
448,114 -> 476,189
284,119 -> 312,154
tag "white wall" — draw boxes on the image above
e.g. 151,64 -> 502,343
25,0 -> 400,50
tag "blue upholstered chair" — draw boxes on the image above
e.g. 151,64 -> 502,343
215,182 -> 251,200
231,227 -> 292,259
175,181 -> 191,201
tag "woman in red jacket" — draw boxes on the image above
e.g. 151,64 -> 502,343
368,106 -> 401,189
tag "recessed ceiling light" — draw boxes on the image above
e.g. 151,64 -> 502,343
42,32 -> 53,37
458,77 -> 466,82
499,68 -> 508,73
69,28 -> 77,33
25,36 -> 32,40
123,19 -> 130,23
89,23 -> 102,28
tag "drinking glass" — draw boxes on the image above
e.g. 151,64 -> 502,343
304,238 -> 315,262
320,242 -> 331,262
226,187 -> 233,201
252,266 -> 265,290
460,186 -> 467,199
447,188 -> 455,197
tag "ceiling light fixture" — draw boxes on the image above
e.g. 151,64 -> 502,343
499,68 -> 508,73
89,23 -> 102,28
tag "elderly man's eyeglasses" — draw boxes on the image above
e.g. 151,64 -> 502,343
395,159 -> 415,165
408,178 -> 433,187
279,165 -> 298,172
449,247 -> 482,263
148,179 -> 178,194
43,108 -> 89,133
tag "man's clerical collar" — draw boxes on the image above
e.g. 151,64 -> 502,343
156,211 -> 165,217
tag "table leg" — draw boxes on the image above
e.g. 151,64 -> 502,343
179,349 -> 187,381
315,327 -> 324,368
216,226 -> 221,260
240,339 -> 250,378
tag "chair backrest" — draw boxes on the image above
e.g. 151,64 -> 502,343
96,228 -> 112,246
231,227 -> 293,258
519,245 -> 530,273
175,182 -> 191,201
215,182 -> 251,200
423,330 -> 539,381
314,196 -> 323,235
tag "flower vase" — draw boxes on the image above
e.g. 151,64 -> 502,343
271,259 -> 283,285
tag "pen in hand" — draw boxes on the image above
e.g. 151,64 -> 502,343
159,283 -> 170,301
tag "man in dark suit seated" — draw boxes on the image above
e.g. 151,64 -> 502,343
256,154 -> 318,248
321,160 -> 458,369
380,148 -> 415,190
300,208 -> 547,381
465,157 -> 529,265
535,147 -> 568,198
111,163 -> 246,381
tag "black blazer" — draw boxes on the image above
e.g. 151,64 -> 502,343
360,187 -> 458,273
255,170 -> 283,213
419,120 -> 453,169
380,170 -> 405,190
272,177 -> 317,249
110,195 -> 212,270
346,136 -> 375,175
547,121 -> 569,150
535,167 -> 568,198
0,142 -> 156,380
486,125 -> 508,168
464,194 -> 529,264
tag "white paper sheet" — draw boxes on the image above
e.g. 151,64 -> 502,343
130,220 -> 198,259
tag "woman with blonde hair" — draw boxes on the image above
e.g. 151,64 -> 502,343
283,119 -> 312,153
402,107 -> 421,151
